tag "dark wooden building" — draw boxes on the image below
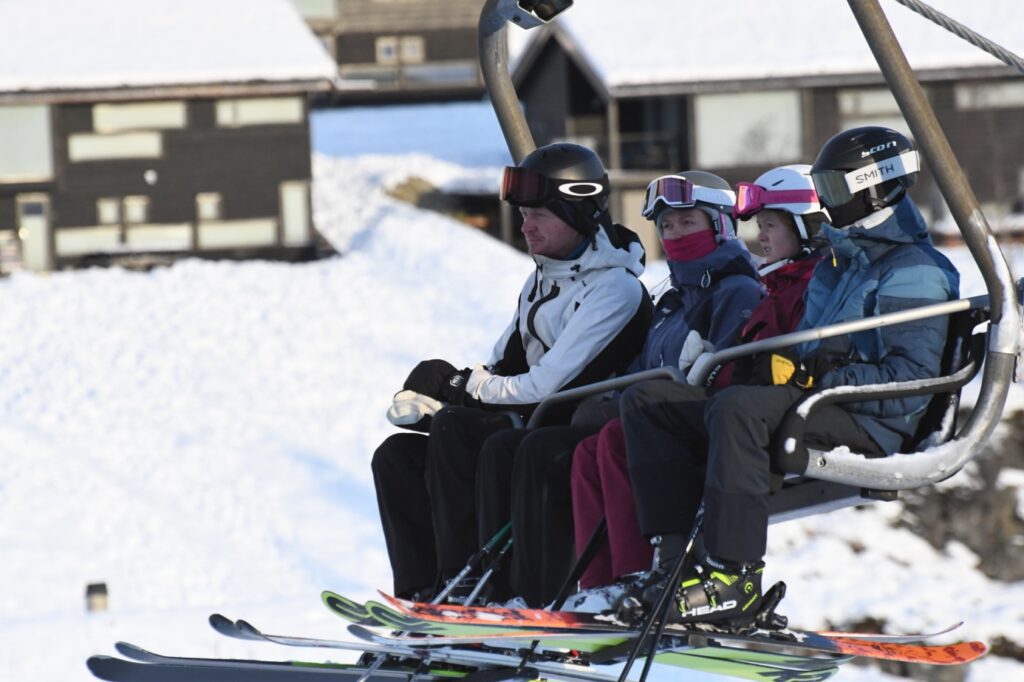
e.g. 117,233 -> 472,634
510,0 -> 1024,254
0,0 -> 336,272
291,0 -> 486,104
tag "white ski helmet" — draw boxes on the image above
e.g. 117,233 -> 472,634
734,164 -> 830,242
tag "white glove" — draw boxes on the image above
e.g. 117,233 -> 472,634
685,351 -> 718,386
464,363 -> 493,400
678,330 -> 715,373
386,390 -> 443,426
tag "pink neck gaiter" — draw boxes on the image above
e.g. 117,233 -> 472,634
663,230 -> 717,261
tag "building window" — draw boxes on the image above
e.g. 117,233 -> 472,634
196,193 -> 223,221
400,36 -> 426,64
694,90 -> 802,168
0,105 -> 53,183
123,196 -> 150,224
955,81 -> 1024,110
838,87 -> 912,139
97,198 -> 121,225
68,132 -> 162,161
376,36 -> 399,65
93,102 -> 186,132
215,98 -> 304,127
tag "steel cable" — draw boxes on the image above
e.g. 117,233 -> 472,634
890,0 -> 1024,74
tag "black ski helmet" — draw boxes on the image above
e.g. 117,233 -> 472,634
500,143 -> 611,236
810,126 -> 920,227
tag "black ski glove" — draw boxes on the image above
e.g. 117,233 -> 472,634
403,359 -> 473,405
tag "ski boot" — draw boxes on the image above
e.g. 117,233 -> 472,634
616,555 -> 764,630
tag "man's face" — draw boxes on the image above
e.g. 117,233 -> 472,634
519,206 -> 584,258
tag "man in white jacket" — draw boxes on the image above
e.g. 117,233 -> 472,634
372,143 -> 652,602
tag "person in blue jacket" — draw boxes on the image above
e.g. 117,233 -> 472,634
630,126 -> 960,627
474,170 -> 763,607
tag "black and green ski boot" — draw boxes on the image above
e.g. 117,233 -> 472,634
616,556 -> 764,628
666,556 -> 764,626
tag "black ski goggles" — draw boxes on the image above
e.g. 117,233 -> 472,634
500,166 -> 609,207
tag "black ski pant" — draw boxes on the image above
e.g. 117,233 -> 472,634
703,385 -> 883,562
476,424 -> 595,607
371,406 -> 514,598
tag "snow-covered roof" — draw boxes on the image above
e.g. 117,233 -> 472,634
0,0 -> 337,96
516,0 -> 1024,95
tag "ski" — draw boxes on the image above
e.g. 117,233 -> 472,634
346,623 -> 623,648
321,591 -> 557,638
209,613 -> 426,658
381,593 -> 988,666
205,612 -> 846,682
110,634 -> 846,682
353,625 -> 845,675
105,640 -> 631,682
87,654 -> 442,682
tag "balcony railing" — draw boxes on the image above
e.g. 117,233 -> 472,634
337,60 -> 481,90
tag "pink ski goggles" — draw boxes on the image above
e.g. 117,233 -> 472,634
733,182 -> 819,219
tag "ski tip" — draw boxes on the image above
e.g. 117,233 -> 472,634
235,618 -> 262,637
347,623 -> 377,642
377,590 -> 408,609
85,655 -> 118,680
208,613 -> 237,635
113,641 -> 145,658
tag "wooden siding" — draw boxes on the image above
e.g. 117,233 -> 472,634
49,99 -> 312,230
0,196 -> 14,230
334,27 -> 477,65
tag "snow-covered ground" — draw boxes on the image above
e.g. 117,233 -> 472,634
2,150 -> 1022,682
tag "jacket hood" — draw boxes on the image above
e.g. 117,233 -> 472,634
532,223 -> 645,282
820,198 -> 932,262
667,238 -> 759,289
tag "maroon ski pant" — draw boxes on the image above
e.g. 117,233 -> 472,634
571,417 -> 653,589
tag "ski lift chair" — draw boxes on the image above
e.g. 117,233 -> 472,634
766,302 -> 990,523
476,3 -> 1022,679
524,285 -> 1007,523
480,0 -> 1022,590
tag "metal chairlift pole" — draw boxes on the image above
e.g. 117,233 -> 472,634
849,0 -> 1019,459
478,0 -> 536,164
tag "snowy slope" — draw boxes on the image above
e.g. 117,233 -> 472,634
1,153 -> 1022,682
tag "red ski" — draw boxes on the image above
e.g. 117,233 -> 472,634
380,592 -> 988,666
